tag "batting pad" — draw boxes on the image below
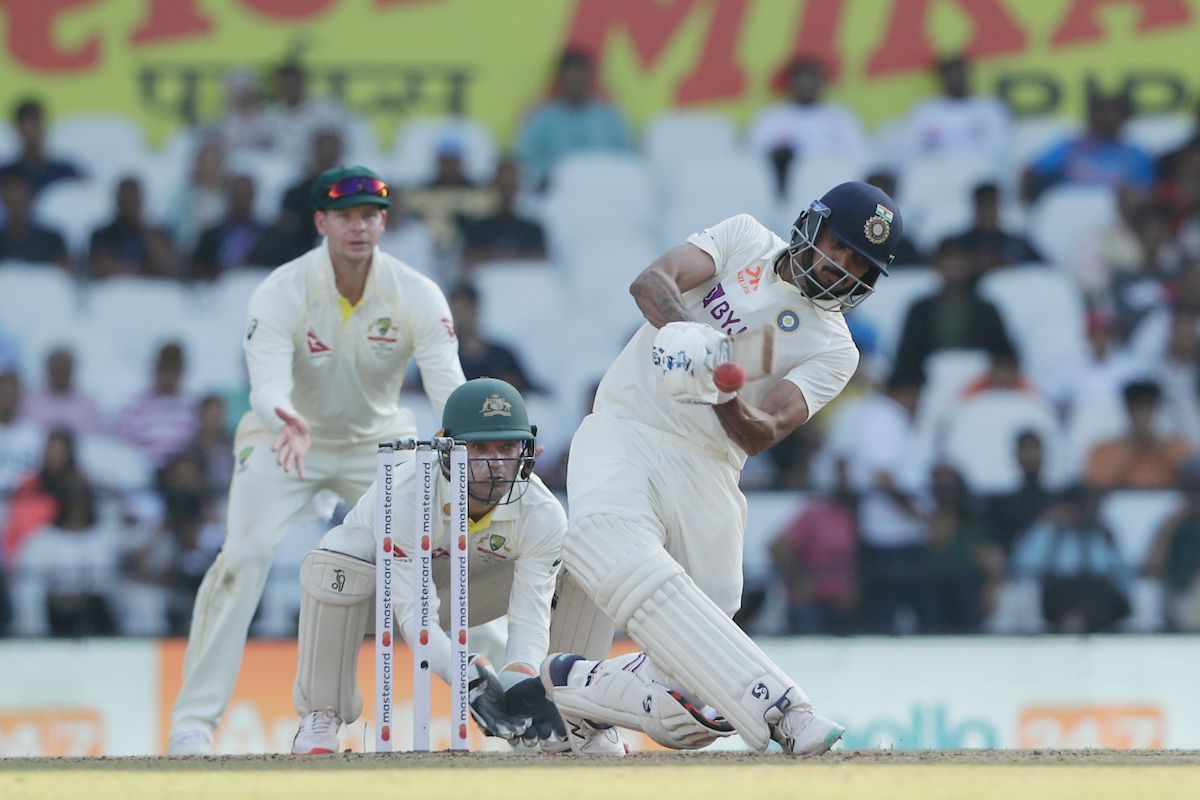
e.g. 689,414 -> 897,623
567,515 -> 809,751
550,653 -> 731,750
549,569 -> 617,660
294,549 -> 373,722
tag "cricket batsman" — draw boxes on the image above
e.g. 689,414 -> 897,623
540,182 -> 903,754
168,166 -> 466,755
290,378 -> 618,754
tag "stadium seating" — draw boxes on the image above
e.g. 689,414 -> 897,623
659,154 -> 777,248
1098,490 -> 1183,632
845,266 -> 940,370
542,152 -> 658,253
46,114 -> 150,183
785,154 -> 870,220
1122,113 -> 1195,157
897,154 -> 1004,251
910,349 -> 991,472
76,434 -> 154,492
941,390 -> 1064,493
978,265 -> 1089,394
1028,183 -> 1118,268
390,116 -> 498,185
32,179 -> 112,262
0,122 -> 17,163
643,111 -> 740,185
0,264 -> 79,377
225,151 -> 301,223
1008,115 -> 1080,171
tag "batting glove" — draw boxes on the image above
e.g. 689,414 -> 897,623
651,321 -> 732,405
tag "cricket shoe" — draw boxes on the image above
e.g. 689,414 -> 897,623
765,690 -> 844,756
541,653 -> 627,756
167,728 -> 213,756
291,708 -> 342,755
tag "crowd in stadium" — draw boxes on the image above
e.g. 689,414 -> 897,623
1,48 -> 1199,640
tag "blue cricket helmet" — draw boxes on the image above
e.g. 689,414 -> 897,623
783,180 -> 903,312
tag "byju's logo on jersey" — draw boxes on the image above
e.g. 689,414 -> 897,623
701,284 -> 749,334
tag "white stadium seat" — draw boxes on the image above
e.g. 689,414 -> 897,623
643,111 -> 740,182
785,153 -> 870,218
898,155 -> 1004,252
1028,184 -> 1118,269
659,154 -> 777,248
1098,490 -> 1183,633
941,390 -> 1064,493
911,349 -> 991,472
32,179 -> 111,261
76,434 -> 154,492
0,265 -> 79,377
471,259 -> 568,391
0,122 -> 17,163
543,153 -> 657,252
978,265 -> 1089,393
46,114 -> 149,183
1122,113 -> 1195,157
390,117 -> 497,185
226,151 -> 301,222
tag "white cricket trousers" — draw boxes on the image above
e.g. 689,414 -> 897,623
170,416 -> 408,737
565,410 -> 748,614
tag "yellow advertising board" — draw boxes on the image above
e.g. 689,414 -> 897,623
1,0 -> 1198,147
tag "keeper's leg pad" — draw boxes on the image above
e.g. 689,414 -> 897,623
566,514 -> 810,751
550,568 -> 616,660
548,652 -> 734,750
293,549 -> 373,722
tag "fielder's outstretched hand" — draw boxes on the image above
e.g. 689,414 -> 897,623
272,407 -> 312,478
467,656 -> 533,741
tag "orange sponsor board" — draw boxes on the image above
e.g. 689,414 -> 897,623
1017,705 -> 1165,749
158,638 -> 654,754
0,709 -> 105,757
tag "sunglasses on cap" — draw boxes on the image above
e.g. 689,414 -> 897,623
326,176 -> 389,200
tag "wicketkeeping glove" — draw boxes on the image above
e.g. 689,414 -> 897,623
467,655 -> 532,741
498,669 -> 567,747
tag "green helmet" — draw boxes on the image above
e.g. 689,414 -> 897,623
442,378 -> 535,442
441,378 -> 537,506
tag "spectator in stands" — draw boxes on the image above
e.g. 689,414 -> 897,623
865,171 -> 923,266
376,184 -> 437,276
1073,187 -> 1159,301
1150,307 -> 1200,448
748,56 -> 869,197
940,183 -> 1041,274
125,451 -> 222,635
0,369 -> 42,494
261,60 -> 341,166
516,48 -> 631,190
88,176 -> 178,279
768,489 -> 858,634
1085,379 -> 1192,490
2,428 -> 80,563
252,129 -> 343,265
1107,203 -> 1182,336
406,138 -> 496,261
979,430 -> 1056,555
891,239 -> 1015,384
113,342 -> 199,467
0,98 -> 83,195
1143,462 -> 1200,631
1024,92 -> 1153,200
898,53 -> 1011,164
216,68 -> 273,155
922,464 -> 1001,632
189,174 -> 264,280
16,473 -> 118,636
169,137 -> 229,254
459,158 -> 547,268
20,347 -> 103,435
192,394 -> 233,493
961,349 -> 1037,398
837,374 -> 933,634
0,173 -> 70,269
444,282 -> 539,392
1011,485 -> 1131,633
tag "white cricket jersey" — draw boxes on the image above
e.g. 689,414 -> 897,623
241,242 -> 465,443
594,214 -> 859,467
345,460 -> 565,673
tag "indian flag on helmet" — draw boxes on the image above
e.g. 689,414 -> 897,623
874,204 -> 894,223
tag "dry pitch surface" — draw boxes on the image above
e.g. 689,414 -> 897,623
2,750 -> 1199,800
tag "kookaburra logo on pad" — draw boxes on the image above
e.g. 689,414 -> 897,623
481,394 -> 513,417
